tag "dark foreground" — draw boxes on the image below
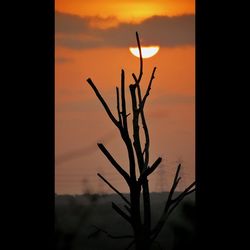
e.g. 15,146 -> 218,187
55,192 -> 195,250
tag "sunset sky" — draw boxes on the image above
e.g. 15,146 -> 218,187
55,0 -> 195,194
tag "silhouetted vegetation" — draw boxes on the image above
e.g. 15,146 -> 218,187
55,193 -> 195,250
85,32 -> 195,250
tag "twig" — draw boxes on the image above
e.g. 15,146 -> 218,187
112,202 -> 132,224
121,69 -> 128,131
168,185 -> 196,216
151,183 -> 196,241
165,164 -> 182,209
138,157 -> 162,184
150,166 -> 195,241
88,225 -> 133,239
150,164 -> 182,237
171,181 -> 196,204
139,67 -> 157,112
124,204 -> 131,214
135,32 -> 143,83
116,87 -> 122,126
125,240 -> 135,250
97,173 -> 131,206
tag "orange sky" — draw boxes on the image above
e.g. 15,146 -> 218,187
56,0 -> 194,22
55,0 -> 195,194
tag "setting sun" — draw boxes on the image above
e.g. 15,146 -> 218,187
129,46 -> 160,59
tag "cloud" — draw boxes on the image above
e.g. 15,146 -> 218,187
55,57 -> 73,64
55,12 -> 90,34
55,11 -> 194,49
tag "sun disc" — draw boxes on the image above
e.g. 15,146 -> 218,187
129,46 -> 160,59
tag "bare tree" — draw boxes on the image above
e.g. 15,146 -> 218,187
86,32 -> 195,250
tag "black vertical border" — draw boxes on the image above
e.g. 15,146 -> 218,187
8,0 -> 55,249
196,1 -> 247,249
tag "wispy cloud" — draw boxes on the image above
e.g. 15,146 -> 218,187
55,11 -> 194,49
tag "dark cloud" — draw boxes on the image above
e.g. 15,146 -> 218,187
55,11 -> 194,49
55,57 -> 73,64
55,12 -> 90,34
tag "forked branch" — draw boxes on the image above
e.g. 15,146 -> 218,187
150,164 -> 196,241
138,157 -> 162,184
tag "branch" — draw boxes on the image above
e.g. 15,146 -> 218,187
141,111 -> 150,168
171,181 -> 196,204
129,84 -> 138,111
135,31 -> 143,83
162,164 -> 181,213
97,143 -> 131,185
119,70 -> 136,182
150,165 -> 195,241
88,225 -> 133,239
132,31 -> 153,234
125,240 -> 135,250
116,87 -> 122,126
87,78 -> 119,127
168,184 -> 196,216
132,40 -> 156,169
121,69 -> 128,131
138,157 -> 162,184
97,173 -> 131,206
139,67 -> 156,169
112,202 -> 132,224
150,164 -> 181,238
130,83 -> 145,173
139,67 -> 157,112
124,204 -> 131,214
151,183 -> 196,241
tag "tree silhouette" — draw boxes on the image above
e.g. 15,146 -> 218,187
86,32 -> 196,250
